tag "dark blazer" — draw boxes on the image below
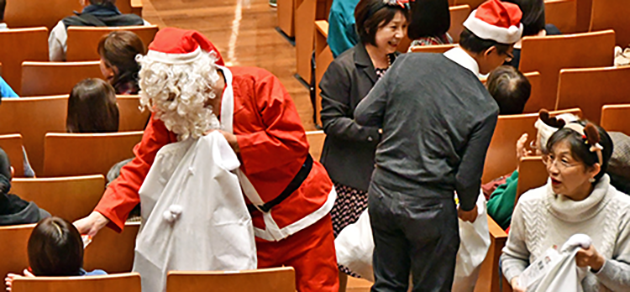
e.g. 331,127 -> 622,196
318,44 -> 396,191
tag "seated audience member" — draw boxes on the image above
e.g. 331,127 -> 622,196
48,0 -> 145,61
327,0 -> 360,58
501,118 -> 630,292
488,112 -> 578,229
0,0 -> 7,30
98,31 -> 145,95
0,148 -> 50,226
407,0 -> 452,50
606,132 -> 630,194
502,0 -> 561,68
0,76 -> 17,98
66,78 -> 119,133
486,65 -> 530,115
4,217 -> 106,291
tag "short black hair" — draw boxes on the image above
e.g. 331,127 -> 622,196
502,0 -> 546,36
486,65 -> 531,115
546,121 -> 614,183
28,217 -> 85,276
407,0 -> 450,40
0,0 -> 6,22
459,28 -> 512,55
89,0 -> 116,5
355,0 -> 410,46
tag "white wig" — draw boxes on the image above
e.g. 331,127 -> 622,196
534,113 -> 579,153
136,50 -> 221,141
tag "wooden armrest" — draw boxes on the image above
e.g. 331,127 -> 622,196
488,214 -> 508,240
131,0 -> 142,8
315,20 -> 328,39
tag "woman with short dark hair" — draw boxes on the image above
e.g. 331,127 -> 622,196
98,31 -> 146,95
407,0 -> 453,49
318,0 -> 408,283
66,78 -> 119,133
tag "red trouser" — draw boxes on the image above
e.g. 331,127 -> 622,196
256,215 -> 339,292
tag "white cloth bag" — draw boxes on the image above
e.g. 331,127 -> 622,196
335,192 -> 490,291
133,132 -> 257,292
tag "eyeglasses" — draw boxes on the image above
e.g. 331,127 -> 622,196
542,154 -> 580,171
502,51 -> 514,62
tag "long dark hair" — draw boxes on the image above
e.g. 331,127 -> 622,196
27,217 -> 85,276
67,78 -> 119,133
98,31 -> 145,95
407,0 -> 450,40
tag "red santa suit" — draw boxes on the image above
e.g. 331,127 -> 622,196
94,28 -> 339,291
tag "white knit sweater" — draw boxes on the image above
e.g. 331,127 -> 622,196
501,175 -> 630,291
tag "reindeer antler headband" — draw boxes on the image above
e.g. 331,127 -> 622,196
539,109 -> 603,165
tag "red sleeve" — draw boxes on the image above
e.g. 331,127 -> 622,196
94,114 -> 176,232
235,70 -> 309,175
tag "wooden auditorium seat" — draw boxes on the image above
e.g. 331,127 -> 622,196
66,25 -> 159,61
295,0 -> 332,82
449,5 -> 471,43
576,0 -> 593,32
21,61 -> 102,96
306,130 -> 325,161
11,272 -> 142,292
544,0 -> 578,34
0,224 -> 35,282
519,30 -> 615,111
473,215 -> 509,292
521,71 -> 542,114
117,0 -> 144,17
0,28 -> 49,94
453,0 -> 484,9
556,66 -> 630,123
84,222 -> 140,273
166,267 -> 296,292
600,104 -> 630,135
42,131 -> 143,177
0,96 -> 69,175
117,96 -> 151,131
482,108 -> 582,184
314,21 -> 334,127
0,134 -> 25,178
589,0 -> 630,47
277,0 -> 295,37
515,156 -> 547,205
11,175 -> 106,222
409,44 -> 458,53
4,0 -> 81,31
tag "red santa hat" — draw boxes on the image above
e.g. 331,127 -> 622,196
463,0 -> 523,44
146,27 -> 225,65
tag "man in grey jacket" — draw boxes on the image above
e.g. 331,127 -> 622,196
354,0 -> 523,291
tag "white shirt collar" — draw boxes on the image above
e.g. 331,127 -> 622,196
443,47 -> 480,76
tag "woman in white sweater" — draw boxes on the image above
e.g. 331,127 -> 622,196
501,117 -> 630,292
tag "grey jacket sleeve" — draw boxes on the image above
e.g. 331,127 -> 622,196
354,66 -> 389,128
455,111 -> 498,211
320,61 -> 380,142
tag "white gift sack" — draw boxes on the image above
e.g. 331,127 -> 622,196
335,209 -> 375,282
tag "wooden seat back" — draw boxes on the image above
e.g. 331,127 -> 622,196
0,96 -> 69,174
66,25 -> 159,61
519,30 -> 615,111
473,215 -> 509,292
482,108 -> 582,184
453,0 -> 484,9
449,5 -> 470,43
0,28 -> 49,93
43,132 -> 143,177
0,224 -> 34,281
0,134 -> 25,177
21,61 -> 102,96
12,272 -> 142,292
600,104 -> 630,135
306,130 -> 325,161
117,96 -> 150,131
556,66 -> 630,122
84,222 -> 140,273
545,0 -> 578,33
515,156 -> 547,205
4,0 -> 81,30
11,175 -> 106,222
166,267 -> 296,292
409,44 -> 458,54
521,71 -> 542,113
590,0 -> 630,46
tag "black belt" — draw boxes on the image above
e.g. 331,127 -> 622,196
247,154 -> 313,213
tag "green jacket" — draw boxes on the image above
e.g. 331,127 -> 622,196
487,170 -> 519,230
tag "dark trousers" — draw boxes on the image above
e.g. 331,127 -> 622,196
368,182 -> 460,292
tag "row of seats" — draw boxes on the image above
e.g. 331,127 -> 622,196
0,25 -> 159,93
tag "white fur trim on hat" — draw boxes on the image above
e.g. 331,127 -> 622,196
463,9 -> 523,44
145,46 -> 203,64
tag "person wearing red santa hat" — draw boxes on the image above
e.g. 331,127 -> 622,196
353,0 -> 523,291
73,27 -> 339,292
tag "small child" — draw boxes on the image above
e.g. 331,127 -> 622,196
4,217 -> 106,291
66,78 -> 119,133
486,65 -> 531,115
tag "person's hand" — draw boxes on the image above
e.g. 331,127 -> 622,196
5,270 -> 33,292
73,211 -> 109,238
576,244 -> 606,272
205,130 -> 240,153
457,204 -> 478,223
516,133 -> 531,169
510,276 -> 526,292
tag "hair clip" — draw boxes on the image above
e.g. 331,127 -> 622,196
383,0 -> 410,9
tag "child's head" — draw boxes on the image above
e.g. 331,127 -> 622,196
27,217 -> 84,276
67,78 -> 120,133
98,31 -> 145,94
486,65 -> 531,115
